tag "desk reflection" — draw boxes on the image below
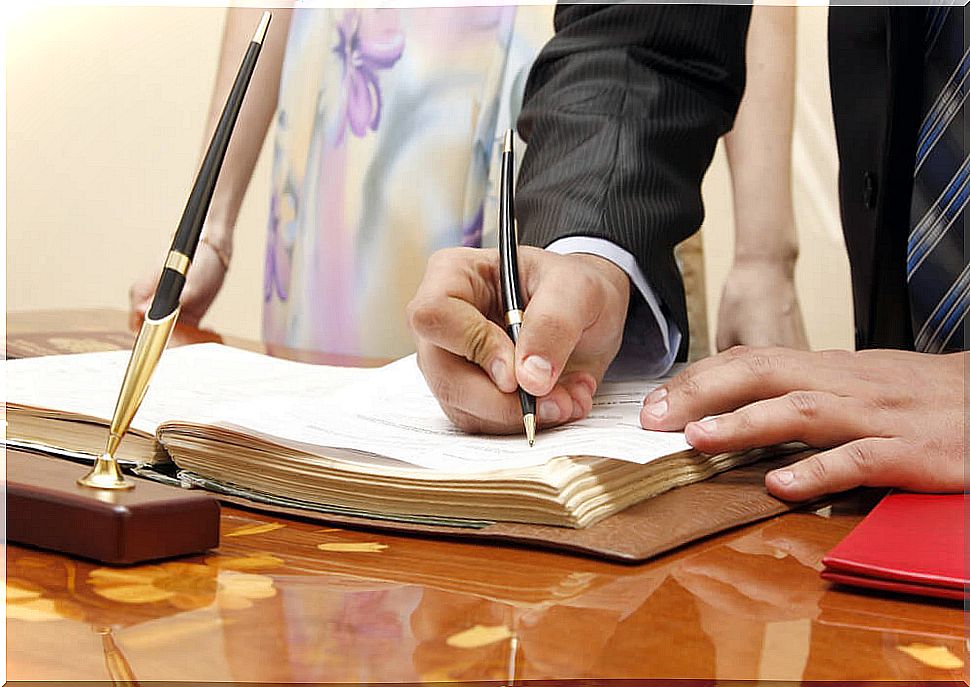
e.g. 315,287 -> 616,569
8,507 -> 965,682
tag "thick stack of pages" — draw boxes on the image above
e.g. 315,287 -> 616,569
5,343 -> 760,529
8,406 -> 167,465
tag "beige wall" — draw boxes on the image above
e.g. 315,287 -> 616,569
6,5 -> 852,351
6,5 -> 269,340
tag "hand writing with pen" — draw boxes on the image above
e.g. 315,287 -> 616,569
408,248 -> 966,501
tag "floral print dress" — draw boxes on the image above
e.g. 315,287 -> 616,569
262,6 -> 553,357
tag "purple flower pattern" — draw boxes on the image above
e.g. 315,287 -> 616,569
460,203 -> 485,248
264,190 -> 292,303
332,10 -> 405,141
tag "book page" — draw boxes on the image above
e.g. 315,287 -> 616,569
4,343 -> 374,435
6,345 -> 690,474
208,356 -> 690,473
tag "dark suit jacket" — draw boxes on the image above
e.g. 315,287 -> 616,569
828,6 -> 924,351
516,4 -> 939,356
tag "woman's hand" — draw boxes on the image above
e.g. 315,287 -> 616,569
128,235 -> 231,328
716,257 -> 809,351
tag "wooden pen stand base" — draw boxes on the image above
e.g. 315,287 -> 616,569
7,448 -> 220,565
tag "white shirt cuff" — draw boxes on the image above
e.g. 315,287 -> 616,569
545,236 -> 682,380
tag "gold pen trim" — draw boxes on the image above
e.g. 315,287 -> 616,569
96,627 -> 140,686
505,309 -> 524,327
108,307 -> 181,440
164,250 -> 191,276
78,307 -> 181,490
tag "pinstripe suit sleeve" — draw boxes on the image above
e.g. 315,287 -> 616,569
516,4 -> 750,359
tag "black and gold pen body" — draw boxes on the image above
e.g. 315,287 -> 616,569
149,10 -> 271,322
498,129 -> 537,446
78,12 -> 272,489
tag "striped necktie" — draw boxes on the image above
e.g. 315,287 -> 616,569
908,4 -> 968,354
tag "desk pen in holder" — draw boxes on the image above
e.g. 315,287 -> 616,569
78,11 -> 272,489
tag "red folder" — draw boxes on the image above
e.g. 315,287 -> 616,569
821,492 -> 967,601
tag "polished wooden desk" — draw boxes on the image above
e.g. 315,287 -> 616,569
6,309 -> 967,684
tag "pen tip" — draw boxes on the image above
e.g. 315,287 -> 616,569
523,414 -> 536,447
504,129 -> 513,154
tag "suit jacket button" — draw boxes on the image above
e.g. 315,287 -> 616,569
863,172 -> 876,209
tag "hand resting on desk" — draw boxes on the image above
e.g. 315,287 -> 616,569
641,347 -> 967,501
410,248 -> 966,503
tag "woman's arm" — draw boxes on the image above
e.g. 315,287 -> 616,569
130,7 -> 292,326
718,5 -> 809,351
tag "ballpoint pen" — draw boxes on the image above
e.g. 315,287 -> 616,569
78,11 -> 272,489
498,129 -> 537,446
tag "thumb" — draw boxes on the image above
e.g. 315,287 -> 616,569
514,263 -> 605,397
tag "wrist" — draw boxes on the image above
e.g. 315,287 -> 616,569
573,253 -> 631,304
732,246 -> 798,277
200,220 -> 234,252
733,221 -> 798,270
199,232 -> 233,271
200,207 -> 236,246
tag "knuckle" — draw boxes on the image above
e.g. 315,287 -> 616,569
742,352 -> 778,381
844,442 -> 878,477
676,366 -> 702,400
802,454 -> 831,484
463,318 -> 495,367
730,408 -> 756,433
847,350 -> 897,385
918,433 -> 949,463
405,297 -> 443,335
786,391 -> 820,420
725,344 -> 752,360
426,247 -> 460,272
870,391 -> 909,412
819,348 -> 853,363
404,300 -> 419,331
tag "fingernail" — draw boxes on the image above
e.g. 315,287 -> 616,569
770,470 -> 795,486
642,397 -> 668,420
522,355 -> 553,384
573,376 -> 597,399
691,418 -> 717,435
571,399 -> 585,421
489,358 -> 510,388
643,387 -> 667,406
538,400 -> 561,423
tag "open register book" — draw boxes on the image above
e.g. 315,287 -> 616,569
5,343 -> 763,529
